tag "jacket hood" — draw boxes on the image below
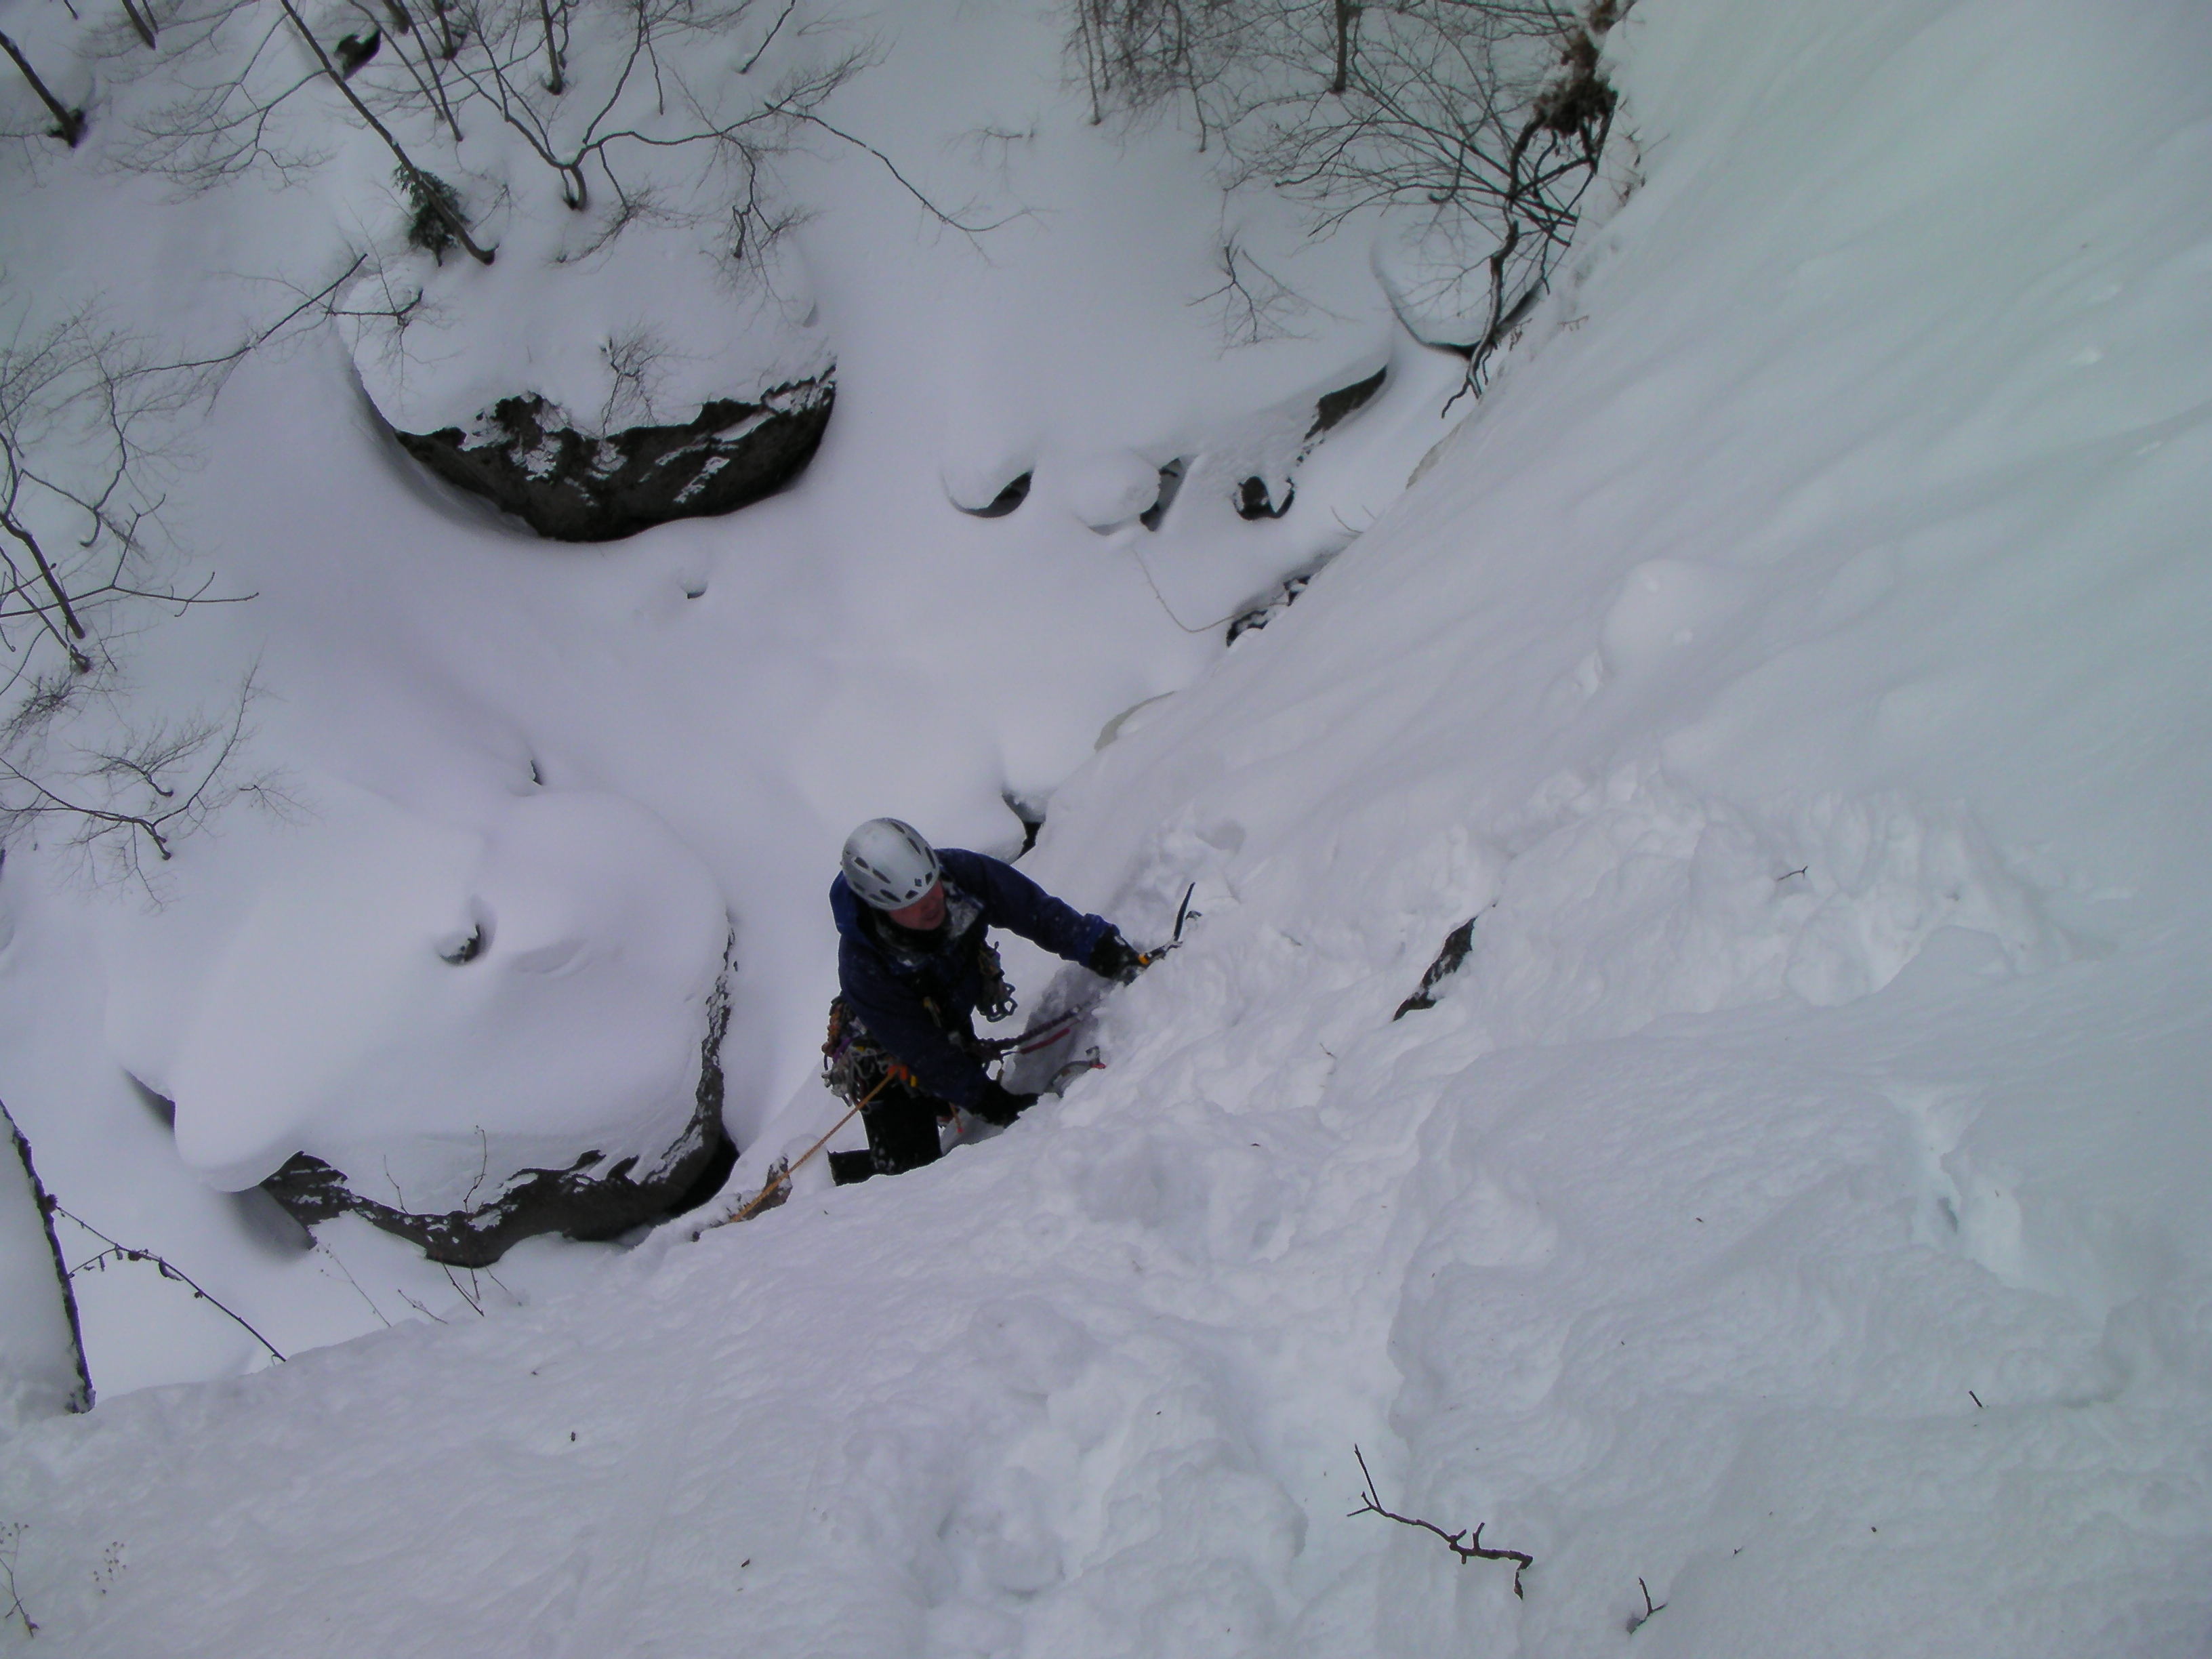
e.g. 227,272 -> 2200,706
829,872 -> 870,945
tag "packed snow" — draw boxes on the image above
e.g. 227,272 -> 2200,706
1,0 -> 2209,1651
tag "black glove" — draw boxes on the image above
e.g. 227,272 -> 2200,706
970,1080 -> 1039,1127
1087,930 -> 1145,985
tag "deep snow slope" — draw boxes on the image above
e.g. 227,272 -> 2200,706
5,0 -> 2212,1654
0,0 -> 1454,1385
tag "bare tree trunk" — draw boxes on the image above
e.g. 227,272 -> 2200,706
429,0 -> 462,60
537,0 -> 565,92
0,501 -> 94,668
2,1101 -> 94,1415
0,30 -> 86,146
1330,0 -> 1356,95
272,0 -> 495,262
119,0 -> 159,49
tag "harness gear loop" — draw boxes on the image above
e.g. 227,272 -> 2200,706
975,937 -> 1016,1023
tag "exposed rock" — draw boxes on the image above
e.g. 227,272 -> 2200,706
1002,790 -> 1045,855
261,965 -> 737,1268
394,375 -> 834,543
957,471 -> 1032,518
1235,475 -> 1295,520
1393,912 -> 1483,1019
1233,363 -> 1387,522
1307,365 -> 1387,438
1140,458 -> 1187,530
1225,571 -> 1313,644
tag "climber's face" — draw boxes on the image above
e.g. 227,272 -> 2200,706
887,882 -> 946,932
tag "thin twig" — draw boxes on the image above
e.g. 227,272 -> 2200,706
1349,1444 -> 1533,1597
48,1199 -> 285,1362
0,1523 -> 35,1637
1626,1574 -> 1667,1633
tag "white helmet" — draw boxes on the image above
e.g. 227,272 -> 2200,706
842,818 -> 941,911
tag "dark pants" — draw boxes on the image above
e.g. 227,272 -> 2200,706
830,1076 -> 951,1185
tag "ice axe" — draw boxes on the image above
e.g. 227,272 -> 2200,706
1137,881 -> 1200,969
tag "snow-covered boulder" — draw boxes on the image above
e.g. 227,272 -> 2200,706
258,970 -> 731,1267
347,199 -> 834,541
106,786 -> 735,1266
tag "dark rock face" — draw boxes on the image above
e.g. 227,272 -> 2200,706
1307,365 -> 1386,439
394,375 -> 834,543
1140,459 -> 1185,530
1225,571 -> 1312,644
1393,912 -> 1483,1019
958,471 -> 1031,518
1233,364 -> 1387,523
262,967 -> 736,1268
1235,475 -> 1295,520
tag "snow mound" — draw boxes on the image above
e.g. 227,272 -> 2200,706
1458,767 -> 2068,1044
346,220 -> 832,440
109,785 -> 727,1208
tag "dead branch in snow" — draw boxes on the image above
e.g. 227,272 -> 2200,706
121,0 -> 987,277
49,1195 -> 287,1361
1350,1444 -> 1534,1598
0,258 -> 362,880
0,1523 -> 35,1637
0,668 -> 290,888
1191,234 -> 1311,346
1626,1574 -> 1668,1633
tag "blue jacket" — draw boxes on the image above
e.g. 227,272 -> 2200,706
832,848 -> 1111,1108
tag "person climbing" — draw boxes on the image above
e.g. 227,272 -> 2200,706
823,817 -> 1144,1185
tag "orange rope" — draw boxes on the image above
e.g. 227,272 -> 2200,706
710,1065 -> 912,1229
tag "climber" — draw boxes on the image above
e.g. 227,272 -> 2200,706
823,817 -> 1144,1185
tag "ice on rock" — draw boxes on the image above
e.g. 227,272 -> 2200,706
129,783 -> 726,1210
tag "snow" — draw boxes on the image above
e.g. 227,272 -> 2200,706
2,0 -> 2210,1650
107,781 -> 729,1200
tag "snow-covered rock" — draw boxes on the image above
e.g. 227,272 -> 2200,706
103,785 -> 733,1261
390,374 -> 834,542
339,100 -> 840,541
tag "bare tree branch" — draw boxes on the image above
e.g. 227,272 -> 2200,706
49,1194 -> 287,1361
1350,1444 -> 1535,1599
1069,0 -> 1624,388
